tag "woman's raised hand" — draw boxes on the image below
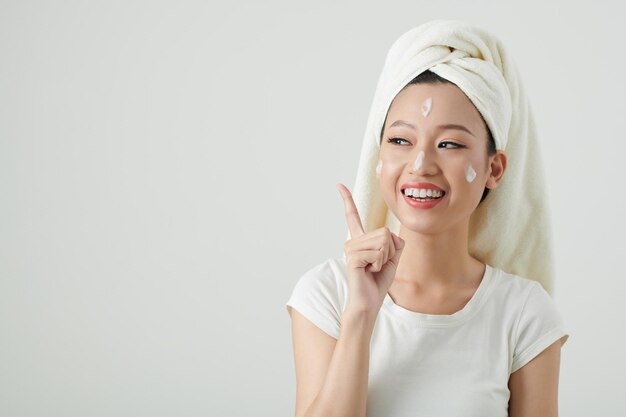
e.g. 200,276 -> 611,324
336,183 -> 405,315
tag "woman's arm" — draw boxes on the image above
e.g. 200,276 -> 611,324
290,308 -> 377,417
508,337 -> 567,417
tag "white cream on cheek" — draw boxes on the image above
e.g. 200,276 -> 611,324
465,163 -> 477,183
376,159 -> 383,176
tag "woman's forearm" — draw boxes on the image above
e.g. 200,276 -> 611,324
303,309 -> 378,417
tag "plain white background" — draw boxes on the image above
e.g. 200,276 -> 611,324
1,1 -> 624,416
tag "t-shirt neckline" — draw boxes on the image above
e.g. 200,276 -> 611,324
381,263 -> 495,327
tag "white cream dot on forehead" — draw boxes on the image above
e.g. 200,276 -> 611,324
421,97 -> 433,117
413,151 -> 424,171
465,163 -> 477,183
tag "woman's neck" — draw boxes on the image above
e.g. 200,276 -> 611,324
395,223 -> 483,292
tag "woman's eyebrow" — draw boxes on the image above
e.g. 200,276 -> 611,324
389,120 -> 475,137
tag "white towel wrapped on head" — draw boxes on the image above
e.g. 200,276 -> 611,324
349,19 -> 556,294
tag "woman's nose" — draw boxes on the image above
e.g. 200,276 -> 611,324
409,147 -> 438,175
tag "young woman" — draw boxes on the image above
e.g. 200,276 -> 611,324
286,20 -> 569,417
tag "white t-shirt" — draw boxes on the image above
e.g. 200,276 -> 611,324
285,256 -> 570,417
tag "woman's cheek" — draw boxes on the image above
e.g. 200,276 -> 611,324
376,157 -> 404,180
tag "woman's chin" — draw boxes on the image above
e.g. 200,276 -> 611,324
396,218 -> 445,235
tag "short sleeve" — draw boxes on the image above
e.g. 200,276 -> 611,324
285,260 -> 343,339
511,281 -> 570,374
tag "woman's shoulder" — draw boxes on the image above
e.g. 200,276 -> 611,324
487,265 -> 570,373
290,255 -> 350,300
486,264 -> 550,306
286,256 -> 350,338
299,255 -> 348,282
488,264 -> 544,290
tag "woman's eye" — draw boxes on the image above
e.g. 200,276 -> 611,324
387,137 -> 410,145
439,141 -> 464,149
386,138 -> 465,148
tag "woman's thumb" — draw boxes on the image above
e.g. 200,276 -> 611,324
391,233 -> 405,252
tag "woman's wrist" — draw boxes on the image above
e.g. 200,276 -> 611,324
342,307 -> 379,330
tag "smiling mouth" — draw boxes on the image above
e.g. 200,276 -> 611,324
401,189 -> 446,202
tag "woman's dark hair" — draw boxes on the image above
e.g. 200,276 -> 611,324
379,69 -> 497,204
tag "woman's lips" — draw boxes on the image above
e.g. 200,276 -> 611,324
400,181 -> 445,192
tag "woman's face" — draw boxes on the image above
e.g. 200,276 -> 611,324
378,82 -> 503,234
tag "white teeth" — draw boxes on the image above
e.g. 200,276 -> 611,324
403,188 -> 443,198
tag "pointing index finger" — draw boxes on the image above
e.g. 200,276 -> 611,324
336,183 -> 365,238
